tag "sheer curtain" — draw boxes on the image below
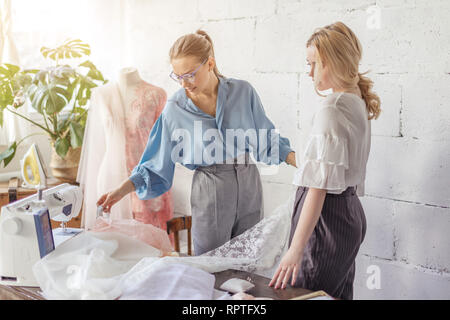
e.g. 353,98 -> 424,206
0,0 -> 32,147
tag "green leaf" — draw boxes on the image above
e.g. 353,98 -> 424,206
41,39 -> 91,62
79,60 -> 105,82
0,66 -> 9,76
43,85 -> 70,114
28,84 -> 46,113
13,72 -> 32,89
34,70 -> 48,85
23,69 -> 39,74
79,60 -> 95,69
0,64 -> 22,110
0,64 -> 20,77
69,121 -> 84,148
49,51 -> 58,61
87,69 -> 105,82
55,137 -> 70,158
41,47 -> 50,58
0,142 -> 17,167
3,64 -> 20,76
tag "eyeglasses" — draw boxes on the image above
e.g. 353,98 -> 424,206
169,58 -> 208,84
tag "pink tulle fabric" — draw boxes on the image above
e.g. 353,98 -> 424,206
125,82 -> 174,230
92,217 -> 173,253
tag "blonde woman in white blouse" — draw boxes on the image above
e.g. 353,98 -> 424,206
269,21 -> 381,300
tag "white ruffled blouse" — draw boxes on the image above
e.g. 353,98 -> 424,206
293,92 -> 371,196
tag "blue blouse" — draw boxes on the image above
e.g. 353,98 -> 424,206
129,77 -> 293,200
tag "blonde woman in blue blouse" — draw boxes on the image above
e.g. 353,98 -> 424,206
269,22 -> 381,300
97,30 -> 297,256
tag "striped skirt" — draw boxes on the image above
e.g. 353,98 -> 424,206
289,186 -> 367,300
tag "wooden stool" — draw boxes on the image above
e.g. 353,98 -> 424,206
166,215 -> 192,256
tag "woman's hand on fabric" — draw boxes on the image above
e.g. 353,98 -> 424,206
269,248 -> 303,289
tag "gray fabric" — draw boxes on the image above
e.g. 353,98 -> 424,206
289,186 -> 367,300
190,158 -> 263,256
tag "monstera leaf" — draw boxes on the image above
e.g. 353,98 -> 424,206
41,39 -> 91,61
0,64 -> 21,109
0,142 -> 17,167
0,63 -> 20,78
79,60 -> 104,82
54,136 -> 69,158
69,121 -> 84,148
0,64 -> 35,126
28,83 -> 71,115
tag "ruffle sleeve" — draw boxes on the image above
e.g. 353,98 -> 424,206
293,134 -> 349,191
293,106 -> 349,192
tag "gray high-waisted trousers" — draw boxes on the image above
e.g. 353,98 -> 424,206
289,186 -> 367,300
190,158 -> 263,256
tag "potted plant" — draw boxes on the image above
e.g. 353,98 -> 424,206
0,39 -> 107,182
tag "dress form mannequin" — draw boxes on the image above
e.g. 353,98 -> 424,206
77,68 -> 173,230
117,67 -> 143,101
117,67 -> 173,230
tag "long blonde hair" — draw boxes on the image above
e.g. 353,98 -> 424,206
169,29 -> 223,78
307,21 -> 381,120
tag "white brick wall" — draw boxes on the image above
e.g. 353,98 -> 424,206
116,0 -> 450,299
4,0 -> 448,300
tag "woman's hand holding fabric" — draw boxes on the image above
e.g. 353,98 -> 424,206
96,179 -> 136,213
96,188 -> 125,213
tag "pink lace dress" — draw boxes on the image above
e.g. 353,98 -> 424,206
77,81 -> 173,232
124,82 -> 174,230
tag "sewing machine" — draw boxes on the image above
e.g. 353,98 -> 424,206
0,183 -> 83,287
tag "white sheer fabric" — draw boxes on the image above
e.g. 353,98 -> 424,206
32,232 -> 162,300
0,0 -> 27,146
119,261 -> 218,300
77,83 -> 133,229
32,191 -> 295,299
77,79 -> 173,230
0,0 -> 19,65
293,92 -> 370,196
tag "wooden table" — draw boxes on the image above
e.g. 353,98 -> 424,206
0,269 -> 318,300
214,269 -> 314,300
0,181 -> 324,300
0,285 -> 44,300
